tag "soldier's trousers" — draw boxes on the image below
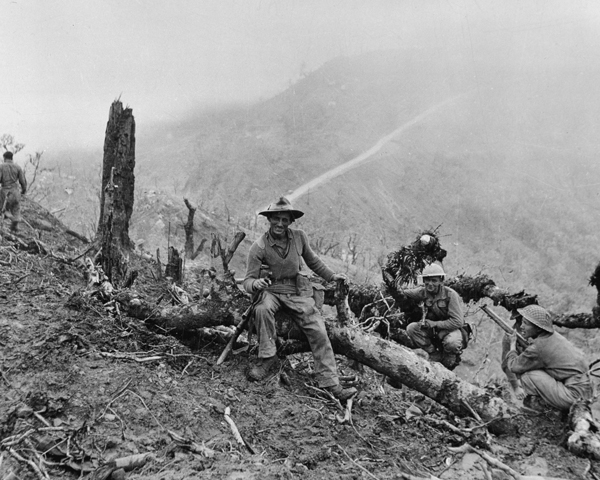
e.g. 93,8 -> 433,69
0,187 -> 21,230
521,370 -> 591,411
0,187 -> 21,222
253,291 -> 339,388
406,322 -> 463,354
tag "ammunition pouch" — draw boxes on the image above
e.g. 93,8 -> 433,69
296,273 -> 325,310
296,273 -> 313,297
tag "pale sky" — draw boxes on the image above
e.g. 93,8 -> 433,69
2,0 -> 599,153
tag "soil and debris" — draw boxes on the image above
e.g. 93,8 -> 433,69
0,199 -> 597,479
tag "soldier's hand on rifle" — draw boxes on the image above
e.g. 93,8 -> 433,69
332,273 -> 347,283
253,278 -> 271,291
507,331 -> 518,351
420,319 -> 433,329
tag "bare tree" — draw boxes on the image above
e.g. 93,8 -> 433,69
346,233 -> 364,265
25,151 -> 44,190
0,134 -> 25,154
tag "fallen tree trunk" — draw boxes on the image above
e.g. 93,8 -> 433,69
325,321 -> 515,426
113,290 -> 241,333
554,308 -> 600,329
445,274 -> 538,311
107,284 -> 514,423
334,275 -> 539,324
567,400 -> 600,460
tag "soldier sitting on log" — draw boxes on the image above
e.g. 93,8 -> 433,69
503,304 -> 592,411
396,263 -> 468,370
243,196 -> 357,401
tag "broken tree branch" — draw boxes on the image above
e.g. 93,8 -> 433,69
224,407 -> 254,454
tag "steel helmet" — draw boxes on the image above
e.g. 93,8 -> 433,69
421,263 -> 445,278
516,305 -> 554,333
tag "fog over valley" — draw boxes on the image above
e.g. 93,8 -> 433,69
3,1 -> 600,313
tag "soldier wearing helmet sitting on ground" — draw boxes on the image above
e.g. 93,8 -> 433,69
243,197 -> 357,401
503,304 -> 591,411
395,263 -> 465,370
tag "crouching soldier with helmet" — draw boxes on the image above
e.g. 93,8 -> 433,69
503,305 -> 591,411
396,263 -> 466,370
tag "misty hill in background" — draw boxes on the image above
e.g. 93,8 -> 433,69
36,48 -> 600,313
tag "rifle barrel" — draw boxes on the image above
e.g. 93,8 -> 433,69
480,305 -> 528,348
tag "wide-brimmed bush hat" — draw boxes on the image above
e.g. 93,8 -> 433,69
258,197 -> 304,220
517,304 -> 554,333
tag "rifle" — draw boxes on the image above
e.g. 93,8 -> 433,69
419,301 -> 428,329
216,287 -> 268,366
480,304 -> 528,349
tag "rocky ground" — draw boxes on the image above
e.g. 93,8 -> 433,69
0,199 -> 597,480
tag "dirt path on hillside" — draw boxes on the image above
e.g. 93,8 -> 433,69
286,93 -> 467,203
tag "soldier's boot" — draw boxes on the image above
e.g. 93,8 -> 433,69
523,395 -> 548,412
247,356 -> 278,381
325,384 -> 357,402
428,351 -> 443,363
440,353 -> 461,370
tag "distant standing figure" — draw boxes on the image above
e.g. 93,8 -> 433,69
503,304 -> 591,411
396,263 -> 466,369
243,196 -> 357,401
0,151 -> 27,232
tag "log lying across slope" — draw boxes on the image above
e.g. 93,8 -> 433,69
107,285 -> 514,424
554,308 -> 600,329
326,321 -> 514,425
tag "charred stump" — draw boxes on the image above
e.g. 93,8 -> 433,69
165,246 -> 183,283
210,232 -> 246,282
183,198 -> 196,258
183,198 -> 207,260
97,100 -> 136,286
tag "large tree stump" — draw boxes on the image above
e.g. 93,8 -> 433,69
97,100 -> 136,286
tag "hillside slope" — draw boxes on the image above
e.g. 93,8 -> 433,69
0,202 -> 594,480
